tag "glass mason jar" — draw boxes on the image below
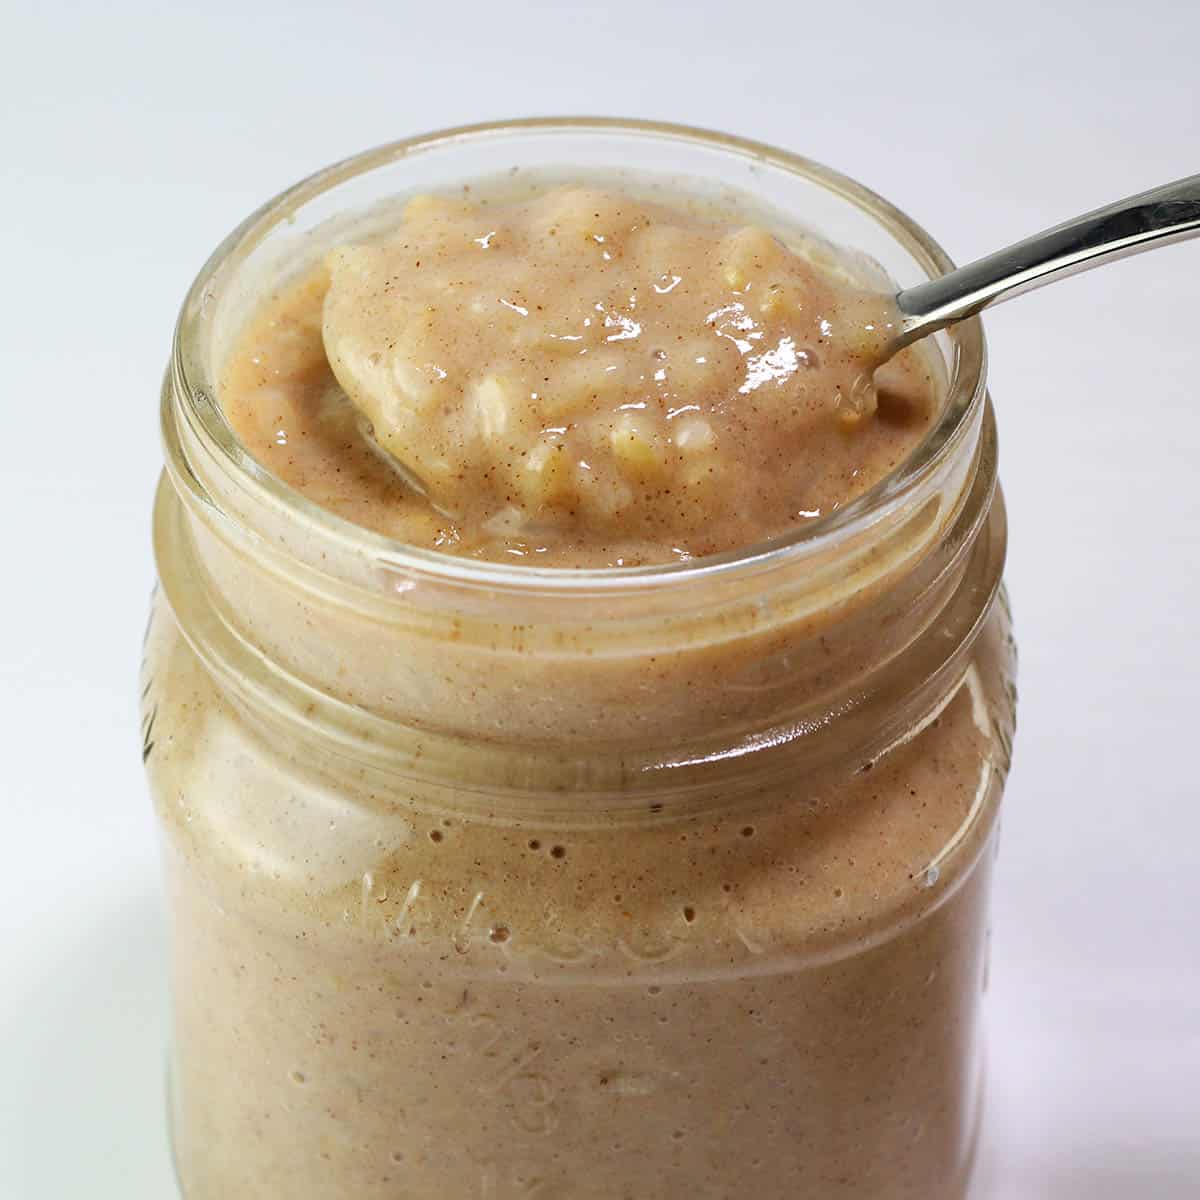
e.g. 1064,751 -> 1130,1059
143,119 -> 1016,1200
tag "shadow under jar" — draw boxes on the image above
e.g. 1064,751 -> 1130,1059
143,119 -> 1017,1200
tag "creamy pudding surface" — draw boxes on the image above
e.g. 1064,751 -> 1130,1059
223,181 -> 937,566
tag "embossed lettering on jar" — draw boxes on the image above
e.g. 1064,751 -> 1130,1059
145,120 -> 1016,1200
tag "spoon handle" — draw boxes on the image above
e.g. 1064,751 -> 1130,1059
894,173 -> 1200,347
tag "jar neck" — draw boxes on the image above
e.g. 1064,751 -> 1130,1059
157,355 -> 1002,821
155,118 -> 1001,823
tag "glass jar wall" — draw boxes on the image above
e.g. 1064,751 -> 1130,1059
144,120 -> 1016,1199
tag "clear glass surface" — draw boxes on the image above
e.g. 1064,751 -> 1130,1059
145,118 -> 1016,1200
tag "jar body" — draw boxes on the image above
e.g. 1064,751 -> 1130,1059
143,551 -> 1014,1200
147,118 -> 1015,1199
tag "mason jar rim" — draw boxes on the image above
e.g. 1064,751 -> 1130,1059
171,115 -> 986,595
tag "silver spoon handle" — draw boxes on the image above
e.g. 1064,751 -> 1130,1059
894,174 -> 1200,347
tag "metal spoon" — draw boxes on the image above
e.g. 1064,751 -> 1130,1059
891,173 -> 1200,352
343,173 -> 1200,493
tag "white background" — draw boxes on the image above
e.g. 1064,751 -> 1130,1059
2,2 -> 1198,1196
